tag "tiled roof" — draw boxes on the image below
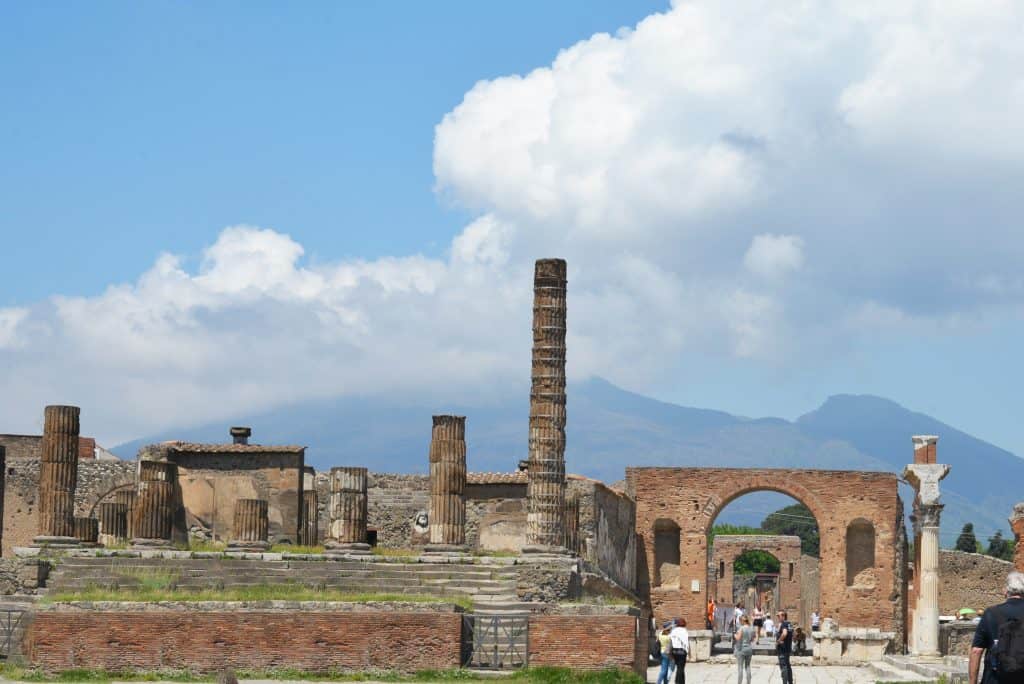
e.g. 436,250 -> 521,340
163,441 -> 305,454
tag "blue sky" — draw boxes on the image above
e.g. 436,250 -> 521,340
3,0 -> 1024,461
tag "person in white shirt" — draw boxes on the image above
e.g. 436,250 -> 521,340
811,611 -> 821,632
669,617 -> 690,684
763,616 -> 775,638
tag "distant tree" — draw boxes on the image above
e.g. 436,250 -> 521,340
986,531 -> 1014,561
708,524 -> 763,545
761,503 -> 820,556
955,523 -> 978,553
734,549 -> 781,575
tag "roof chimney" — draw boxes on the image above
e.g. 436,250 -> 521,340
230,426 -> 252,445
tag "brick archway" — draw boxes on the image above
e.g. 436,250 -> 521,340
710,535 -> 802,616
627,467 -> 904,639
85,478 -> 136,518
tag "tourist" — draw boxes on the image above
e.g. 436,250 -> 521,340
708,597 -> 716,630
753,607 -> 765,639
656,620 -> 676,684
763,615 -> 775,639
734,614 -> 755,684
970,571 -> 1024,684
775,611 -> 794,684
669,617 -> 690,684
793,626 -> 807,655
811,610 -> 820,632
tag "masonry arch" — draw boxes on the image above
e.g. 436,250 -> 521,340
85,479 -> 136,518
627,467 -> 904,641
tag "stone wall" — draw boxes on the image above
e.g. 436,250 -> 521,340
2,458 -> 136,557
24,606 -> 462,673
0,558 -> 49,595
798,554 -> 821,631
628,467 -> 902,633
939,549 -> 1011,615
528,610 -> 647,675
0,436 -> 43,460
587,482 -> 637,593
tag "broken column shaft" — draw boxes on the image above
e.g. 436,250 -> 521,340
131,461 -> 177,548
427,415 -> 467,552
300,490 -> 319,546
115,489 -> 136,539
326,466 -> 370,553
35,405 -> 81,547
98,502 -> 129,546
229,499 -> 269,550
564,492 -> 580,555
73,517 -> 99,546
525,258 -> 568,554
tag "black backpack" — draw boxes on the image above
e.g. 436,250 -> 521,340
995,607 -> 1024,681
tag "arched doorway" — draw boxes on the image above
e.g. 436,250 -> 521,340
628,466 -> 906,643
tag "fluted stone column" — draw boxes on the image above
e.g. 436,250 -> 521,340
73,517 -> 99,546
300,490 -> 319,546
115,489 -> 137,539
326,466 -> 370,553
35,405 -> 81,547
525,258 -> 568,554
98,502 -> 129,546
229,499 -> 269,551
0,446 -> 5,555
131,461 -> 176,548
904,435 -> 949,657
564,492 -> 580,555
426,415 -> 467,553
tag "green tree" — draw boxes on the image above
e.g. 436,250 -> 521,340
733,549 -> 781,575
955,523 -> 978,553
987,531 -> 1014,561
760,503 -> 820,556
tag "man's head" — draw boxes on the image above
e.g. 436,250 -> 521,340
777,611 -> 788,621
1006,571 -> 1024,598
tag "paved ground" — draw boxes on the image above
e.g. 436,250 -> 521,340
647,662 -> 884,684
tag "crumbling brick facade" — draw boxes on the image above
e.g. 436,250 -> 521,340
528,613 -> 646,675
628,467 -> 902,634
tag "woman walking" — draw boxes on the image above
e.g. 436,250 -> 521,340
734,615 -> 755,684
656,621 -> 675,684
669,617 -> 689,684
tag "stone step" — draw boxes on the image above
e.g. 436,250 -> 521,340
53,561 -> 514,577
868,660 -> 938,682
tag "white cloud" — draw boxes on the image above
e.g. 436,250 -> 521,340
744,234 -> 805,279
5,0 -> 1024,443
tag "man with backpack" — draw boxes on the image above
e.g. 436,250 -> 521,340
776,610 -> 794,684
971,571 -> 1024,684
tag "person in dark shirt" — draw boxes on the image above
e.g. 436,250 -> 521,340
971,571 -> 1024,684
776,610 -> 794,684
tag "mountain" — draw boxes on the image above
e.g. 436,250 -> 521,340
112,378 -> 1019,541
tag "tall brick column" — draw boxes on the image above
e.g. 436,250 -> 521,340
326,466 -> 370,553
34,405 -> 81,547
300,490 -> 319,546
1010,504 -> 1024,573
131,461 -> 177,548
426,415 -> 467,553
904,435 -> 949,657
98,502 -> 129,546
229,499 -> 270,551
525,258 -> 568,554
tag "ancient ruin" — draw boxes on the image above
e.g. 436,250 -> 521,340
525,258 -> 568,553
0,256 -> 1010,681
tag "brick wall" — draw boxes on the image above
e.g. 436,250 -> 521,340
25,610 -> 462,673
528,613 -> 646,675
628,467 -> 902,634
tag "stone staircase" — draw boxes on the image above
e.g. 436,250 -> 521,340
41,556 -> 541,615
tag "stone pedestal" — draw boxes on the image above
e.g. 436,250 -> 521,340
426,415 -> 467,554
525,258 -> 569,555
904,453 -> 950,658
34,405 -> 81,548
98,502 -> 129,546
300,490 -> 319,546
325,467 -> 370,553
131,461 -> 177,548
1010,503 -> 1024,573
228,499 -> 270,551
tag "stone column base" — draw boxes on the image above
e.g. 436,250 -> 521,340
227,541 -> 270,551
130,538 -> 173,549
324,541 -> 372,555
31,536 -> 80,549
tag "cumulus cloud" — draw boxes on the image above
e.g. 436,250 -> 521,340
5,0 -> 1024,442
744,234 -> 805,279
